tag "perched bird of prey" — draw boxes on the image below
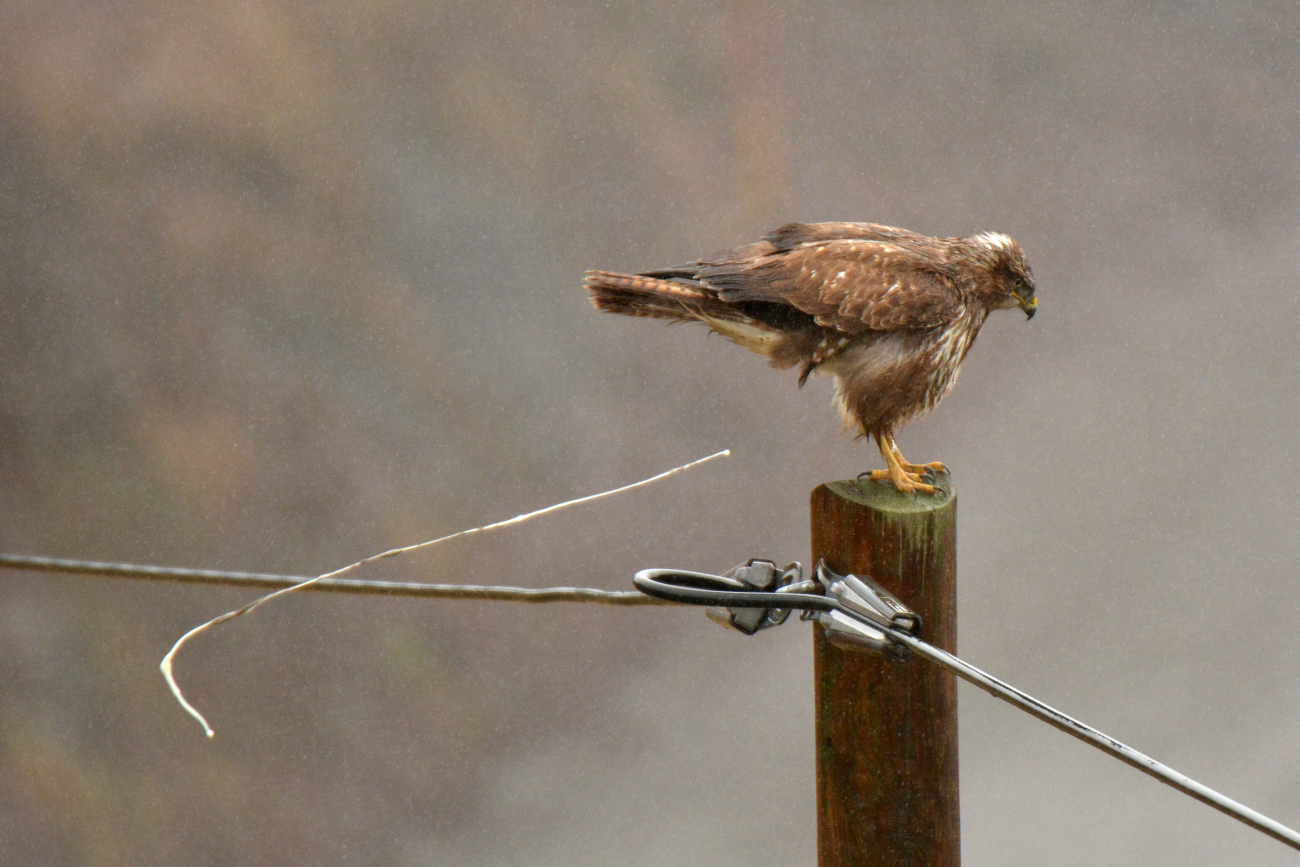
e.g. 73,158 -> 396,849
585,222 -> 1037,494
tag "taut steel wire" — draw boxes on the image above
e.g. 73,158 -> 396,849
5,551 -> 1299,853
0,553 -> 665,604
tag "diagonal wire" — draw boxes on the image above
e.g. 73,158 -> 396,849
633,567 -> 1300,854
893,630 -> 1300,852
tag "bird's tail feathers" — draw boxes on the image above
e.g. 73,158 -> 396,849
584,270 -> 782,355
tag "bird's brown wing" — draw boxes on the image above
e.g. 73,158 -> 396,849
694,237 -> 962,334
643,222 -> 917,280
760,221 -> 921,252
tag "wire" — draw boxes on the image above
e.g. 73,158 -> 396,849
634,566 -> 1300,853
895,632 -> 1300,852
0,554 -> 667,605
11,552 -> 1300,851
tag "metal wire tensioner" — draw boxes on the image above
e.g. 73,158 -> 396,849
634,560 -> 1300,853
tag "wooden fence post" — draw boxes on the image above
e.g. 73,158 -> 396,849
811,475 -> 959,867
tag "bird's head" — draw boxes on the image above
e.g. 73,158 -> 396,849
960,231 -> 1038,320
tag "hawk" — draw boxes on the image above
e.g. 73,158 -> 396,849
584,222 -> 1037,494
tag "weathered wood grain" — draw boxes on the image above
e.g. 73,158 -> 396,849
812,475 -> 958,867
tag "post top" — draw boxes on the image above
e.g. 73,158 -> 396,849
821,472 -> 955,515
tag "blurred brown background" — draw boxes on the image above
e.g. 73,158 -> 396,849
3,0 -> 1300,864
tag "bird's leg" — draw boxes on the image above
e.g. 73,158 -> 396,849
890,440 -> 947,477
863,434 -> 936,495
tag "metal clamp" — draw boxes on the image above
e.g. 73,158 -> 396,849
633,559 -> 918,660
812,562 -> 918,661
702,559 -> 804,635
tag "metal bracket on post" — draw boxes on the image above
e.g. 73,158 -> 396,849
810,561 -> 917,661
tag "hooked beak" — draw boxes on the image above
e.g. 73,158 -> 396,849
1020,295 -> 1037,320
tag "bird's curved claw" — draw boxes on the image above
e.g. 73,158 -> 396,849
863,468 -> 936,495
901,460 -> 947,476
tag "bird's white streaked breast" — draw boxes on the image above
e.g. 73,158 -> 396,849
923,310 -> 979,410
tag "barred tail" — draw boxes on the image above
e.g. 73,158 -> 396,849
584,270 -> 782,355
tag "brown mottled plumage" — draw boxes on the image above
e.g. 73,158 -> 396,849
585,222 -> 1037,494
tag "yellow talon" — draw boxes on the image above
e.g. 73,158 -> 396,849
866,434 -> 942,495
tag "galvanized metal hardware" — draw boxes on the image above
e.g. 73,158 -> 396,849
647,558 -> 921,660
813,562 -> 918,661
702,559 -> 803,635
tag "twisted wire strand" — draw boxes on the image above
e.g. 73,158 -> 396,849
0,553 -> 667,605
